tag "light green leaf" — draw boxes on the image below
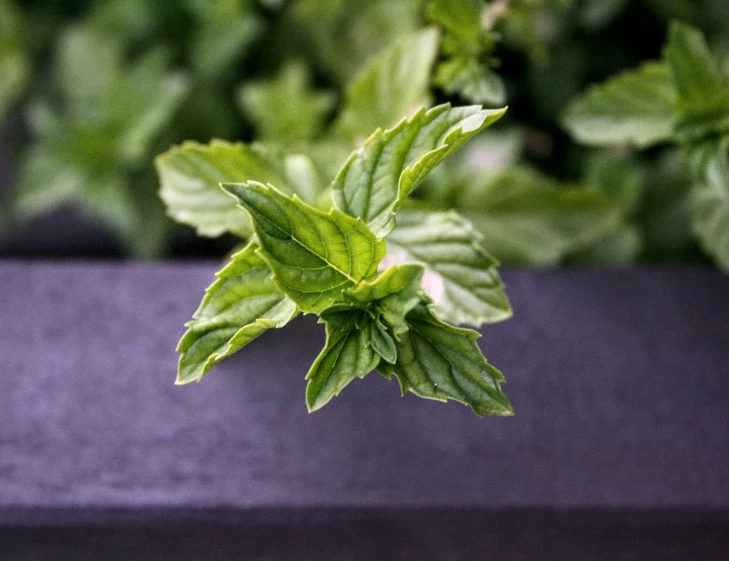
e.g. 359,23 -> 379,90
345,262 -> 423,304
238,61 -> 336,142
687,138 -> 729,271
111,49 -> 189,165
664,21 -> 727,116
379,304 -> 513,417
457,166 -> 622,265
55,24 -> 124,118
335,28 -> 440,141
434,57 -> 506,106
332,103 -> 507,237
156,140 -> 296,238
563,61 -> 678,148
306,311 -> 380,412
177,241 -> 299,385
15,143 -> 86,219
223,181 -> 386,313
385,209 -> 511,327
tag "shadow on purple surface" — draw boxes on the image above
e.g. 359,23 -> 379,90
3,509 -> 729,561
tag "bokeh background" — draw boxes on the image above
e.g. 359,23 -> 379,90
1,0 -> 727,266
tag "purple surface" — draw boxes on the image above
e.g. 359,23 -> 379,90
0,262 -> 728,522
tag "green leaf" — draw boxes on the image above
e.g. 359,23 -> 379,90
238,62 -> 336,142
583,151 -> 644,214
0,0 -> 29,119
332,103 -> 507,237
369,318 -> 398,364
55,26 -> 188,160
223,181 -> 386,313
427,0 -> 483,47
563,61 -> 678,148
662,21 -> 729,139
379,304 -> 513,417
335,28 -> 440,141
189,0 -> 262,78
283,0 -> 425,83
306,310 -> 380,412
110,49 -> 189,165
434,57 -> 506,106
177,241 -> 299,385
687,137 -> 729,271
427,0 -> 505,106
156,140 -> 297,238
457,166 -> 622,265
344,263 -> 425,337
15,142 -> 86,220
664,21 -> 727,116
55,24 -> 124,118
385,209 -> 511,327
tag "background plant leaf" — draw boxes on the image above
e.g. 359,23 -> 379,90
455,166 -> 622,265
157,141 -> 302,238
334,28 -> 441,142
562,62 -> 678,148
0,0 -> 30,119
687,137 -> 729,271
238,61 -> 336,143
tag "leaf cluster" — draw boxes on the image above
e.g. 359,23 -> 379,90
169,103 -> 514,416
564,21 -> 729,269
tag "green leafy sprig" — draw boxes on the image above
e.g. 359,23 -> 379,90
166,103 -> 514,416
564,21 -> 729,270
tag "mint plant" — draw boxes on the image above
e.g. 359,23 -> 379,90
564,21 -> 729,270
164,104 -> 514,416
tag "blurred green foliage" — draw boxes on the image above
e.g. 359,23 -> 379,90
1,0 -> 728,267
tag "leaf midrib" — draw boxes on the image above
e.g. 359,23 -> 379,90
253,204 -> 361,285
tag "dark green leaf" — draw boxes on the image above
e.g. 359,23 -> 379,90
0,0 -> 29,119
369,318 -> 398,364
379,304 -> 513,417
306,311 -> 380,412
